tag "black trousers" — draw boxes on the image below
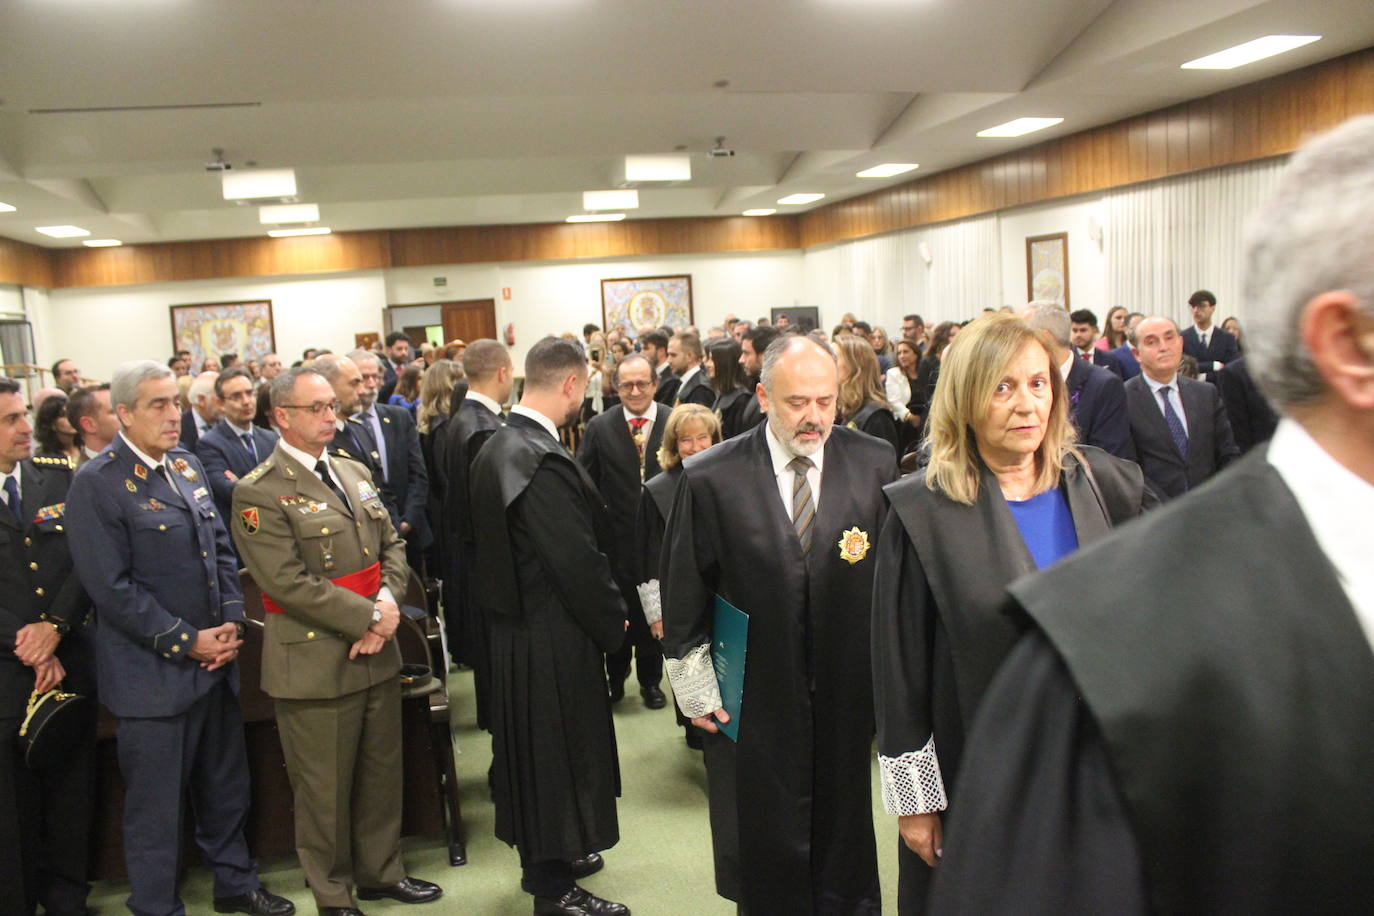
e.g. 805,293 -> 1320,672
0,708 -> 97,916
605,587 -> 662,689
520,858 -> 574,898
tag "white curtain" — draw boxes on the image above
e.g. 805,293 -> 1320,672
1104,157 -> 1288,326
803,214 -> 999,333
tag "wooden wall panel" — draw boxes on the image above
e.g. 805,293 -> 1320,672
0,237 -> 53,289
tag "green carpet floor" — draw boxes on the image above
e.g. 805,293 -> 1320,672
89,668 -> 900,914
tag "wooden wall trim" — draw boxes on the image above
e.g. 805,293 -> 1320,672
798,46 -> 1374,247
15,45 -> 1374,290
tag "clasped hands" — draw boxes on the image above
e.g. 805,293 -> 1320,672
16,622 -> 66,692
191,622 -> 243,671
349,599 -> 399,660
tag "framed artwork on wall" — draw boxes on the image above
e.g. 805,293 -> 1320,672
170,300 -> 275,367
601,275 -> 693,338
1026,232 -> 1070,308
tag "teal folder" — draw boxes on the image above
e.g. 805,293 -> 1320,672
711,594 -> 749,742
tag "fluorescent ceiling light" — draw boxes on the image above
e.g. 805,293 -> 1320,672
1181,35 -> 1321,70
267,226 -> 331,237
259,203 -> 320,224
566,213 -> 626,223
222,168 -> 298,200
742,208 -> 776,216
0,202 -> 15,213
35,225 -> 90,238
624,155 -> 692,182
977,117 -> 1064,138
777,193 -> 825,205
82,239 -> 123,247
583,189 -> 639,210
856,163 -> 920,178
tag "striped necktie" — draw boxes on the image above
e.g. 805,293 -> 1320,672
789,456 -> 816,555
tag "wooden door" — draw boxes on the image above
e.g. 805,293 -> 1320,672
440,299 -> 497,344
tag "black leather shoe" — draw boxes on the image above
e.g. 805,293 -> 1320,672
608,679 -> 626,703
318,909 -> 365,916
356,877 -> 442,904
213,887 -> 296,916
533,885 -> 630,916
640,685 -> 666,709
570,853 -> 605,879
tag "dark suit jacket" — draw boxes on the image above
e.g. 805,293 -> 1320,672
66,440 -> 244,718
577,405 -> 665,588
654,376 -> 681,405
1182,326 -> 1241,377
1216,356 -> 1278,454
1066,357 -> 1135,460
674,369 -> 715,407
1109,344 -> 1141,380
736,385 -> 765,438
195,418 -> 279,521
371,402 -> 431,549
1125,374 -> 1239,500
178,408 -> 209,450
1087,348 -> 1125,379
0,457 -> 93,713
328,417 -> 401,526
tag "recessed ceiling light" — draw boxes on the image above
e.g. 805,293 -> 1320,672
623,155 -> 692,182
742,208 -> 777,216
82,239 -> 123,247
977,117 -> 1065,138
1181,35 -> 1321,70
582,190 -> 639,210
0,202 -> 15,213
35,225 -> 90,238
566,213 -> 627,223
856,163 -> 920,179
777,193 -> 825,205
259,203 -> 320,224
223,168 -> 298,201
267,226 -> 331,237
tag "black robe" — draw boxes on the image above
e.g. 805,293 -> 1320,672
929,450 -> 1374,915
846,401 -> 901,459
661,424 -> 896,914
872,447 -> 1154,914
712,388 -> 751,441
469,412 -> 627,862
442,397 -> 503,724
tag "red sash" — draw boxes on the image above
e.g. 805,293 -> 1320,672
262,561 -> 382,614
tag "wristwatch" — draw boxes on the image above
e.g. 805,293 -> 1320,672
233,621 -> 247,640
41,614 -> 70,637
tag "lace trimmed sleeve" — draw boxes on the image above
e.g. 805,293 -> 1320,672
879,735 -> 948,816
636,579 -> 662,625
663,642 -> 722,718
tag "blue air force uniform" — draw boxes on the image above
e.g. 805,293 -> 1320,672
66,434 -> 264,916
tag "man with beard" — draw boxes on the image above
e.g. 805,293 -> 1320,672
312,354 -> 400,526
661,335 -> 897,914
469,337 -> 629,916
734,323 -> 781,436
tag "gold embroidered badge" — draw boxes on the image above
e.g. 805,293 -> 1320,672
837,527 -> 870,565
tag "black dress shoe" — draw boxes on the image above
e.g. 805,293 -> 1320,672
356,877 -> 443,904
607,679 -> 626,703
213,887 -> 296,916
640,685 -> 666,709
319,909 -> 365,916
570,852 -> 604,879
533,885 -> 630,916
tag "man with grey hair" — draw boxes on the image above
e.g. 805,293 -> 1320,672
661,335 -> 896,913
180,369 -> 221,450
67,361 -> 293,916
1023,302 -> 1134,459
313,353 -> 399,525
926,115 -> 1374,914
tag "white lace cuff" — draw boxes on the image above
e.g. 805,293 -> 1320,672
664,642 -> 722,718
879,736 -> 948,815
637,579 -> 662,625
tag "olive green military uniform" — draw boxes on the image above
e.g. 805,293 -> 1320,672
230,444 -> 409,910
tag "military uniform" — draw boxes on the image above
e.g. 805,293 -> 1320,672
0,454 -> 97,916
231,442 -> 412,910
66,436 -> 263,916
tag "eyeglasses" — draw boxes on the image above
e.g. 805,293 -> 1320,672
618,380 -> 654,392
280,401 -> 340,416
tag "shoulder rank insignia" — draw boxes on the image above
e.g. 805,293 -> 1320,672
33,455 -> 73,469
838,527 -> 870,565
239,507 -> 260,534
241,460 -> 271,483
33,503 -> 65,523
382,416 -> 390,424
134,463 -> 148,480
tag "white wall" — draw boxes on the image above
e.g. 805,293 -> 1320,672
996,195 -> 1108,315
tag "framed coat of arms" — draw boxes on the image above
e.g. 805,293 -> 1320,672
600,275 -> 693,338
170,300 -> 276,366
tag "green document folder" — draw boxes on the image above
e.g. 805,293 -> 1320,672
711,594 -> 748,742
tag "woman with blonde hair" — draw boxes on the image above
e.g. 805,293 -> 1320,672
836,335 -> 900,456
418,360 -> 464,565
869,313 -> 1155,913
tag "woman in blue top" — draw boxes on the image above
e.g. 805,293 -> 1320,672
870,313 -> 1157,915
386,364 -> 422,416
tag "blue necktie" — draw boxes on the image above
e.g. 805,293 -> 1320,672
241,432 -> 258,463
3,474 -> 20,523
1159,386 -> 1189,458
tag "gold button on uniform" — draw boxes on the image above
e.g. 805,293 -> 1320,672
181,633 -> 189,641
202,551 -> 208,558
321,527 -> 330,535
55,525 -> 62,532
158,524 -> 167,531
35,587 -> 44,596
307,631 -> 316,639
362,547 -> 370,556
29,561 -> 38,571
24,537 -> 31,546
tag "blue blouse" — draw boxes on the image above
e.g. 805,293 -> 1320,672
1006,487 -> 1079,570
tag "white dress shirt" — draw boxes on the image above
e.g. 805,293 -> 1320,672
764,420 -> 824,520
1267,419 -> 1374,652
884,366 -> 912,422
190,407 -> 212,437
509,404 -> 559,440
677,365 -> 702,393
465,390 -> 504,418
1141,372 -> 1189,436
624,398 -> 658,435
